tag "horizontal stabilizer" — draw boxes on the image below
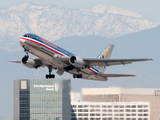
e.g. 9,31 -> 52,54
101,73 -> 136,77
11,61 -> 21,63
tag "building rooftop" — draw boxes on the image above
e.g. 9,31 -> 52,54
82,87 -> 160,96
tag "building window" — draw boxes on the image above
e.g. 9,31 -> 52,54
119,109 -> 124,112
102,105 -> 107,108
144,114 -> 148,116
72,118 -> 77,120
126,105 -> 130,108
114,110 -> 118,112
90,109 -> 95,112
102,109 -> 107,112
114,105 -> 118,108
72,105 -> 76,108
84,105 -> 88,108
78,113 -> 83,116
108,109 -> 112,112
96,105 -> 100,108
138,105 -> 143,108
138,109 -> 143,112
108,105 -> 112,108
84,109 -> 88,112
96,109 -> 100,112
144,105 -> 148,108
132,105 -> 136,108
78,105 -> 83,108
102,118 -> 107,120
96,114 -> 100,116
132,109 -> 136,112
144,118 -> 148,120
126,109 -> 130,112
78,109 -> 83,112
120,105 -> 124,108
71,113 -> 76,116
144,109 -> 148,112
90,105 -> 95,108
90,114 -> 95,116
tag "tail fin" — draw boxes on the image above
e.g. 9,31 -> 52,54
97,43 -> 114,73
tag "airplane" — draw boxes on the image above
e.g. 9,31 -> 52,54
12,33 -> 153,81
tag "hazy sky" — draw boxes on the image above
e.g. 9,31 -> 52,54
0,0 -> 160,119
1,0 -> 160,21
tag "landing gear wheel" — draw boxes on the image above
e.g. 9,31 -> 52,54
51,74 -> 55,78
73,74 -> 77,78
73,74 -> 82,78
46,74 -> 55,79
46,75 -> 49,79
46,65 -> 55,79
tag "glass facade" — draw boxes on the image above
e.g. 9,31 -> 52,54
14,79 -> 71,120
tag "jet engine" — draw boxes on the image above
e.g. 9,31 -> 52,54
69,56 -> 86,68
21,55 -> 37,68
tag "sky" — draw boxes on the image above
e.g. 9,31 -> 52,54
0,0 -> 160,21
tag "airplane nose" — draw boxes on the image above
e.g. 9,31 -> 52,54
19,38 -> 25,43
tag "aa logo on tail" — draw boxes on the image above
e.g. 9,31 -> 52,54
102,49 -> 110,71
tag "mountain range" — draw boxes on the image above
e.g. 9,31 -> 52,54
0,2 -> 159,44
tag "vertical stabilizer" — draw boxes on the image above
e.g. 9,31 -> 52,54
97,43 -> 114,73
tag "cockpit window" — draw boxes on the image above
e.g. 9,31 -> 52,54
23,34 -> 40,40
23,34 -> 32,38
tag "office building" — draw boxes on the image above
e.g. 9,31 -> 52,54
13,79 -> 71,120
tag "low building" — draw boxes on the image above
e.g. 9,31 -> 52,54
71,102 -> 150,120
82,88 -> 160,120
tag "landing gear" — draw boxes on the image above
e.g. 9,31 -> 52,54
73,74 -> 82,78
46,65 -> 55,79
46,74 -> 55,79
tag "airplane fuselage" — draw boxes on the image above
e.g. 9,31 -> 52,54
19,34 -> 105,80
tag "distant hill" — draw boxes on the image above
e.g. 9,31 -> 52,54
0,2 -> 159,43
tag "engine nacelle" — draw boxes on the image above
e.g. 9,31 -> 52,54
69,56 -> 86,68
21,55 -> 37,68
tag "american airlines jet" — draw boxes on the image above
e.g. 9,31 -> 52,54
12,33 -> 153,81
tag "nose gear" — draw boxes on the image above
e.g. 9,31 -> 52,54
46,65 -> 55,79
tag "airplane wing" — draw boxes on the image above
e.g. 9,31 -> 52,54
11,58 -> 52,68
83,58 -> 153,67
